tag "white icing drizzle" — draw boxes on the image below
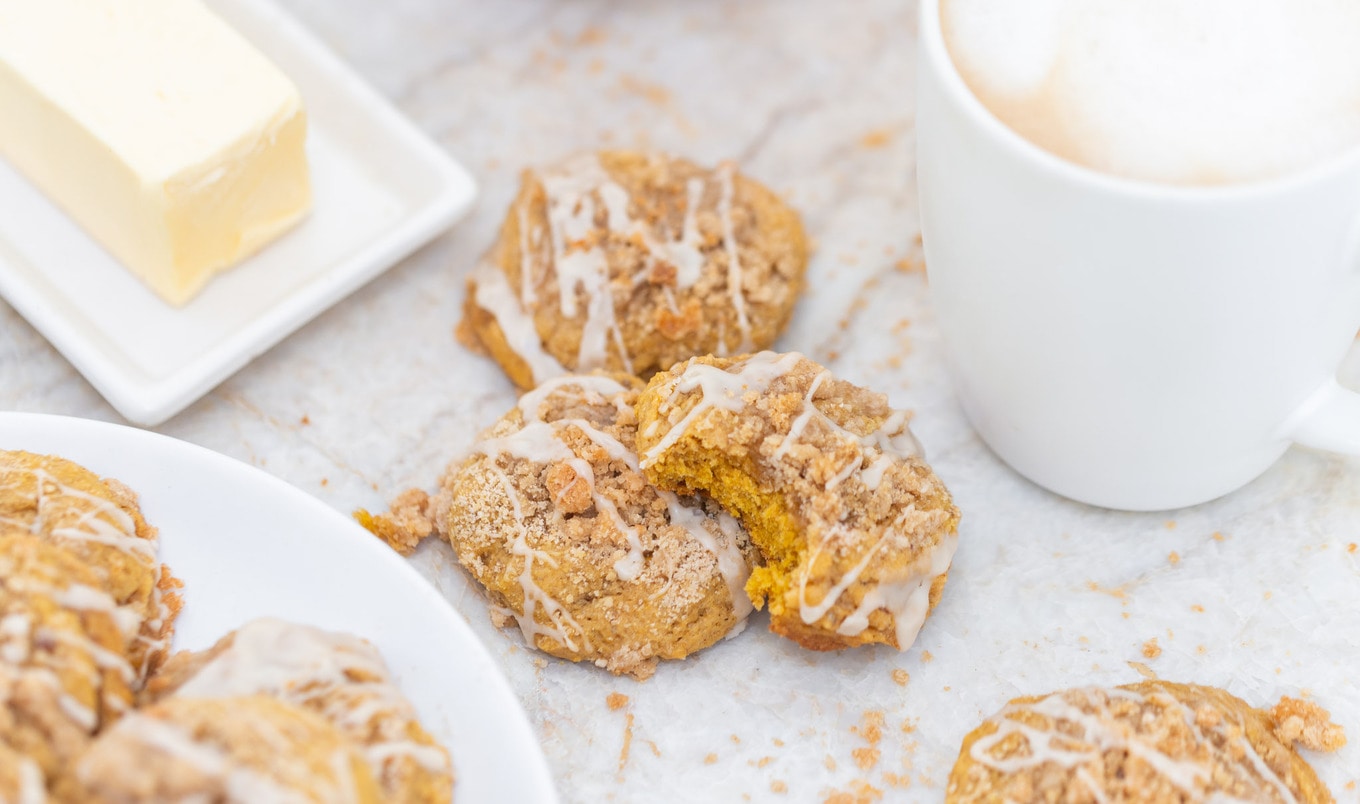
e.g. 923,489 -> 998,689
472,259 -> 569,386
0,468 -> 155,561
36,625 -> 135,687
660,495 -> 752,620
170,618 -> 453,781
969,687 -> 1297,803
716,162 -> 754,353
639,351 -> 806,468
490,465 -> 592,653
15,756 -> 44,804
828,530 -> 958,649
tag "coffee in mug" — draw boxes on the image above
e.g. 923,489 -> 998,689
940,0 -> 1360,186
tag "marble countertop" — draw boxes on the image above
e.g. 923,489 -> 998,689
4,1 -> 1360,801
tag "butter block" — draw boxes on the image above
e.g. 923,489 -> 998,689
0,0 -> 311,306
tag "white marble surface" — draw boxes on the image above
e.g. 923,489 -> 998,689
4,1 -> 1360,801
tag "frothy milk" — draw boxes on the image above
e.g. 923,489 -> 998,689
940,0 -> 1360,186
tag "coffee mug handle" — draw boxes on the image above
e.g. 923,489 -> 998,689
1286,380 -> 1360,454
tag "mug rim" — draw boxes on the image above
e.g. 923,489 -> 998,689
919,0 -> 1360,203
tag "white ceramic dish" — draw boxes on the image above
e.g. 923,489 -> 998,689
0,412 -> 558,804
0,0 -> 476,426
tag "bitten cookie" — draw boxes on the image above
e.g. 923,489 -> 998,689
0,450 -> 182,679
462,150 -> 808,389
947,680 -> 1345,803
635,352 -> 959,652
144,618 -> 453,804
430,373 -> 756,679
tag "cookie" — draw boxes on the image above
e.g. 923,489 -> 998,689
635,352 -> 959,652
144,617 -> 453,804
0,531 -> 137,789
432,373 -> 756,679
462,150 -> 808,389
61,695 -> 381,803
947,680 -> 1344,803
0,450 -> 182,678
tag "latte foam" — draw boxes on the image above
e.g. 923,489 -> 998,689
940,0 -> 1360,185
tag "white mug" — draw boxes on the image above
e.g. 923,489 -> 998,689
915,0 -> 1360,511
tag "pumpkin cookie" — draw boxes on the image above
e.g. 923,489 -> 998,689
144,618 -> 453,804
431,373 -> 756,680
0,531 -> 138,791
947,680 -> 1344,803
635,352 -> 959,652
0,450 -> 182,678
61,695 -> 381,803
462,150 -> 808,389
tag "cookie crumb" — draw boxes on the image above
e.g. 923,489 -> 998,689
920,650 -> 933,663
1127,660 -> 1158,679
1168,551 -> 1180,565
704,753 -> 718,765
1348,543 -> 1357,554
860,128 -> 893,148
1164,520 -> 1176,530
771,780 -> 788,794
1142,638 -> 1162,659
353,488 -> 433,556
753,756 -> 773,768
852,747 -> 880,770
1191,604 -> 1205,613
606,692 -> 629,711
1270,696 -> 1347,752
618,712 -> 635,773
824,755 -> 837,771
891,668 -> 910,687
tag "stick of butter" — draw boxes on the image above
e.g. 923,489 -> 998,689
0,0 -> 311,306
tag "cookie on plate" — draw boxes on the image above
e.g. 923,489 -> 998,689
947,680 -> 1344,803
60,695 -> 382,803
635,352 -> 959,652
0,450 -> 182,678
429,373 -> 757,680
0,531 -> 137,790
144,617 -> 453,804
461,150 -> 808,389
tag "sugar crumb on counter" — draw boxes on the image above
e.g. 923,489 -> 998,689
1191,604 -> 1205,612
731,734 -> 741,745
1164,520 -> 1177,530
772,738 -> 785,747
1212,531 -> 1227,541
703,753 -> 718,765
920,650 -> 933,663
1141,638 -> 1162,659
824,755 -> 837,771
1348,542 -> 1358,553
891,668 -> 910,686
1168,550 -> 1180,565
606,692 -> 629,711
771,780 -> 788,794
1270,696 -> 1347,752
751,756 -> 773,769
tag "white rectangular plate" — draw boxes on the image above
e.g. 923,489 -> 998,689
0,0 -> 476,426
